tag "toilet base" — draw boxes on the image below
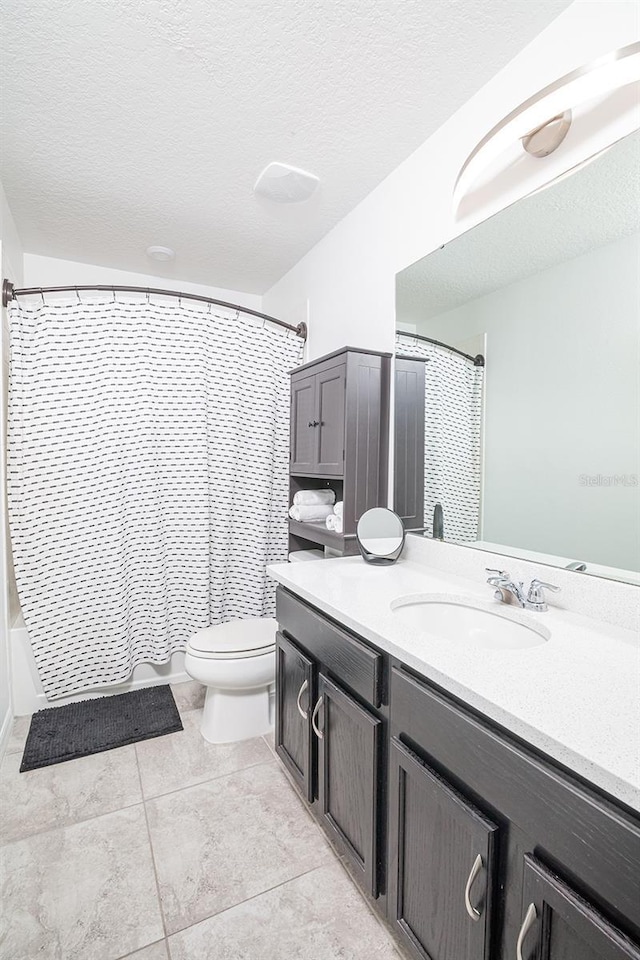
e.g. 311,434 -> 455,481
200,682 -> 275,744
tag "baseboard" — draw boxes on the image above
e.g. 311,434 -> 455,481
17,669 -> 191,716
0,706 -> 13,763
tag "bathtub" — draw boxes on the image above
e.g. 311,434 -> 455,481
10,614 -> 189,716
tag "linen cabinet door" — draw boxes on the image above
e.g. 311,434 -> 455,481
315,674 -> 382,896
315,364 -> 346,475
516,855 -> 640,960
290,373 -> 317,474
388,738 -> 498,960
275,632 -> 315,802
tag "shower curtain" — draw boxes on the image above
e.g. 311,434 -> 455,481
8,296 -> 302,699
396,334 -> 484,543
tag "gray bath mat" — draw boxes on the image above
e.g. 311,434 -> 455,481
20,684 -> 183,772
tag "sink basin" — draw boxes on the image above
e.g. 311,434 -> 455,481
390,594 -> 550,650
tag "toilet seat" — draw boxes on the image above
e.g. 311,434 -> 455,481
187,617 -> 277,660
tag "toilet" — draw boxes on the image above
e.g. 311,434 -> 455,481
184,617 -> 277,744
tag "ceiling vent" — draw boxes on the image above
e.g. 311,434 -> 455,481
253,162 -> 319,203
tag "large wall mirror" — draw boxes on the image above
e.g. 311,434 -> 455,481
394,130 -> 639,585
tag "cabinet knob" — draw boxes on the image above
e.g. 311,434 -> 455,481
308,420 -> 320,427
464,853 -> 484,921
516,903 -> 537,960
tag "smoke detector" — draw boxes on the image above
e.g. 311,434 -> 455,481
146,245 -> 175,262
253,162 -> 319,203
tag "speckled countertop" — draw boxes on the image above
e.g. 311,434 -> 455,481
267,554 -> 640,813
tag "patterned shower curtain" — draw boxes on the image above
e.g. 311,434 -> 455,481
8,296 -> 302,699
396,333 -> 484,543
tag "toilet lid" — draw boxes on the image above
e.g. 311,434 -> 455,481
187,617 -> 277,659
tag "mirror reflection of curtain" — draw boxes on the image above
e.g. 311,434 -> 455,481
396,334 -> 484,542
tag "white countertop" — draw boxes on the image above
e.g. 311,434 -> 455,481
268,554 -> 640,812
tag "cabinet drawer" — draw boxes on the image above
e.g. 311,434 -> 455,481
390,667 -> 640,933
276,587 -> 383,707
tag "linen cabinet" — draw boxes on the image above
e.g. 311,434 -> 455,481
288,347 -> 391,556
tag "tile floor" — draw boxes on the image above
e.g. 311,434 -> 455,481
0,681 -> 405,960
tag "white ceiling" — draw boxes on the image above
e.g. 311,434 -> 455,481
0,0 -> 570,294
396,131 -> 640,328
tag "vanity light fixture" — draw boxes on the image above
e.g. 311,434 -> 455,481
453,41 -> 640,211
146,245 -> 175,262
253,162 -> 320,203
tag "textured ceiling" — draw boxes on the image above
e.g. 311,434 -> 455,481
396,131 -> 640,327
0,0 -> 570,294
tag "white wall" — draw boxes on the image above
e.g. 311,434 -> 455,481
421,232 -> 640,571
22,254 -> 263,312
263,1 -> 640,360
0,181 -> 24,750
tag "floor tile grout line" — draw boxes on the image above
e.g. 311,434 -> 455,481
115,936 -> 169,960
333,855 -> 409,958
136,741 -> 171,943
165,860 -> 337,940
139,754 -> 277,803
0,795 -> 146,850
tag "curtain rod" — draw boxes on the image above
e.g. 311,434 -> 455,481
397,330 -> 484,366
2,278 -> 307,340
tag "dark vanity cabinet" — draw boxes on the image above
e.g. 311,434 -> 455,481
388,737 -> 498,960
288,348 -> 390,555
274,586 -> 640,960
275,631 -> 315,801
389,667 -> 640,960
275,588 -> 384,896
518,856 -> 640,960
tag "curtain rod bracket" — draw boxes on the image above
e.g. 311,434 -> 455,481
3,279 -> 15,308
296,321 -> 308,340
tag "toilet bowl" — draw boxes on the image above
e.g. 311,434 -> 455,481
185,617 -> 277,744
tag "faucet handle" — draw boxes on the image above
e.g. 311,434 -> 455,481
486,567 -> 509,580
527,578 -> 561,609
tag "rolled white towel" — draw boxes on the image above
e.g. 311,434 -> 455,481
333,501 -> 343,520
326,514 -> 337,530
293,490 -> 335,507
333,515 -> 343,534
289,504 -> 334,523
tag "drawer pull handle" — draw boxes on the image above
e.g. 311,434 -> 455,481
464,853 -> 483,921
516,903 -> 537,960
296,679 -> 309,720
311,696 -> 324,740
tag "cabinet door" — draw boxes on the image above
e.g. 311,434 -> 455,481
388,738 -> 498,960
315,365 -> 346,474
290,374 -> 317,474
516,855 -> 640,960
316,674 -> 382,896
394,357 -> 425,529
275,632 -> 315,801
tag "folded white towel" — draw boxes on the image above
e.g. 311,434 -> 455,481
289,504 -> 334,523
293,490 -> 335,507
325,513 -> 343,534
333,501 -> 343,519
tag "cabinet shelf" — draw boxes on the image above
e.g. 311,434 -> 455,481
288,518 -> 356,551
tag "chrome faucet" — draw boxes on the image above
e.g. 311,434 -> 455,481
486,568 -> 560,612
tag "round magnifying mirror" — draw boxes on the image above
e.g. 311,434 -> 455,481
356,508 -> 405,565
